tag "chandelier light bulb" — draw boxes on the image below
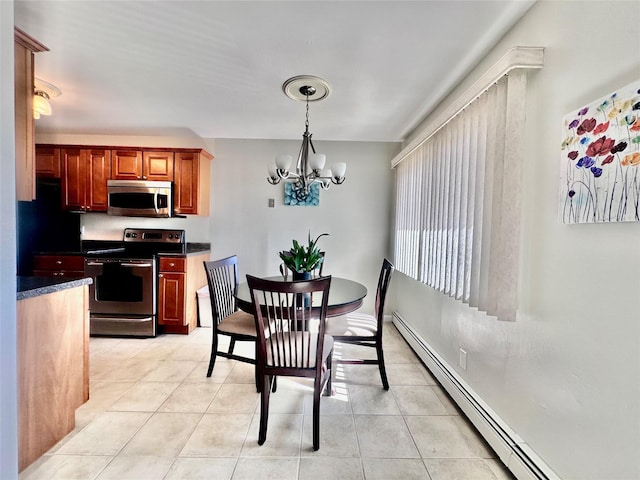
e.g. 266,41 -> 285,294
332,162 -> 347,180
268,163 -> 278,179
275,154 -> 292,171
309,153 -> 326,171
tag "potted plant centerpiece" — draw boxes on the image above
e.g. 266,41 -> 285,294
279,232 -> 328,280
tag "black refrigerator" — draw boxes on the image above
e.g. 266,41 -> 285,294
16,178 -> 81,276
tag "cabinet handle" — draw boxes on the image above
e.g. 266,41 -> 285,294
158,274 -> 163,278
55,260 -> 62,265
169,262 -> 175,267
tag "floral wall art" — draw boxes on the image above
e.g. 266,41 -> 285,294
560,80 -> 640,223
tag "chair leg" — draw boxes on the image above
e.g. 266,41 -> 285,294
313,375 -> 322,451
324,349 -> 333,396
206,333 -> 218,377
376,341 -> 389,390
258,375 -> 271,446
228,337 -> 236,355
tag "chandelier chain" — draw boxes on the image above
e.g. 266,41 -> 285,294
305,94 -> 310,131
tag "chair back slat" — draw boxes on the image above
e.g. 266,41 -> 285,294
247,275 -> 331,370
204,256 -> 241,326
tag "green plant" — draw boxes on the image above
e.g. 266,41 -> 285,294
279,232 -> 328,273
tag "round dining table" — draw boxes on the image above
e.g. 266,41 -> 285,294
235,276 -> 367,317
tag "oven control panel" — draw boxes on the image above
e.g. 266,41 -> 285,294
124,228 -> 185,244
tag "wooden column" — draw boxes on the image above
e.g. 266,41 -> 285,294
14,27 -> 48,201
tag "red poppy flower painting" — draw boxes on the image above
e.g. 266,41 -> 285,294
560,79 -> 640,223
593,121 -> 610,134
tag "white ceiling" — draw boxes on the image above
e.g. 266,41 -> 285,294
15,0 -> 534,142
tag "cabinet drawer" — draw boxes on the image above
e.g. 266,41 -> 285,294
33,255 -> 84,271
33,270 -> 85,279
159,257 -> 186,272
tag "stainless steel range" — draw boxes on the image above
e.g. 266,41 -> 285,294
84,228 -> 185,337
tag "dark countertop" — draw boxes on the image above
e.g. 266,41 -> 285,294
31,251 -> 85,256
34,242 -> 211,257
158,243 -> 211,257
17,276 -> 93,301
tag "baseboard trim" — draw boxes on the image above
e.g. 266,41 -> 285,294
392,312 -> 560,480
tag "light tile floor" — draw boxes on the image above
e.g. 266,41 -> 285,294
20,324 -> 515,480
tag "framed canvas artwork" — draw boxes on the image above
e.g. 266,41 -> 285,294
284,182 -> 320,206
559,80 -> 640,223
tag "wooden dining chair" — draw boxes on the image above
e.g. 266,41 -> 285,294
203,256 -> 258,387
325,259 -> 394,389
246,275 -> 333,451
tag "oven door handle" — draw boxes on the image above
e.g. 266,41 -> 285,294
86,261 -> 105,266
120,262 -> 154,268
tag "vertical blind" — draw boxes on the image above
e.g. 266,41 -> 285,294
393,70 -> 527,321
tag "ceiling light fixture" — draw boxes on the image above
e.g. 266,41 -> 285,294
33,77 -> 61,120
33,90 -> 51,119
267,75 -> 346,202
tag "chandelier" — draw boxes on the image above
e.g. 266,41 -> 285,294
267,76 -> 346,202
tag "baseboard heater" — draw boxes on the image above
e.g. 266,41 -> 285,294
392,312 -> 561,480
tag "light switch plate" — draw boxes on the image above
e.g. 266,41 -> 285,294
268,198 -> 275,208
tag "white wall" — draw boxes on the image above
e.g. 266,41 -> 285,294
1,1 -> 19,477
210,139 -> 398,313
395,2 -> 640,479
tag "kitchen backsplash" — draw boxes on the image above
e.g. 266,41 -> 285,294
80,213 -> 211,242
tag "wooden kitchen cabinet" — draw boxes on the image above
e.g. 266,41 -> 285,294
111,149 -> 173,181
15,28 -> 48,201
144,150 -> 174,181
158,253 -> 208,334
33,254 -> 85,279
174,150 -> 212,215
17,282 -> 90,471
61,147 -> 111,212
35,146 -> 61,178
158,257 -> 186,328
36,143 -> 213,216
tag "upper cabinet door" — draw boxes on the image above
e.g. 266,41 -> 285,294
35,146 -> 61,178
86,149 -> 111,212
111,149 -> 143,180
61,148 -> 87,211
143,151 -> 174,181
174,150 -> 211,216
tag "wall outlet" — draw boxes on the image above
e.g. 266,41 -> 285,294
459,348 -> 468,370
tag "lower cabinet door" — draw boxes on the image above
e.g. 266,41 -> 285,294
158,271 -> 185,325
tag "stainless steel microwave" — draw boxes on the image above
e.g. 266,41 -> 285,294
107,180 -> 173,218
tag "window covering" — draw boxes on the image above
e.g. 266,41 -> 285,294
393,69 -> 529,321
